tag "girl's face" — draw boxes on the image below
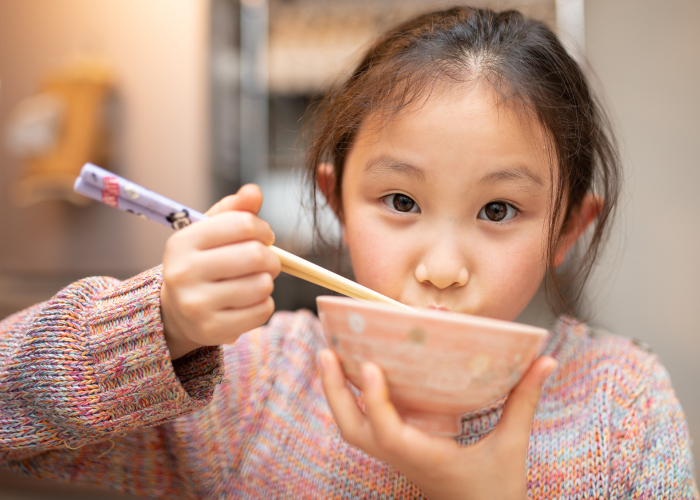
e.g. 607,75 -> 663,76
340,83 -> 559,321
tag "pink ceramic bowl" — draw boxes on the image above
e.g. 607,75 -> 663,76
316,296 -> 549,436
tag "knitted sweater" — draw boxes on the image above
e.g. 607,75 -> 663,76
0,268 -> 697,499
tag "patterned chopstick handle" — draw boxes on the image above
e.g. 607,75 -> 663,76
74,163 -> 207,230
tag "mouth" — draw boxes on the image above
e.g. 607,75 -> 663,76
427,304 -> 453,312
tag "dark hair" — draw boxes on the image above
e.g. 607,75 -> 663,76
305,6 -> 621,316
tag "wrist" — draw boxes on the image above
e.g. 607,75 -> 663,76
164,324 -> 203,360
160,285 -> 203,360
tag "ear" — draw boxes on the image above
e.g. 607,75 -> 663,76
317,162 -> 341,215
553,193 -> 603,268
317,162 -> 348,245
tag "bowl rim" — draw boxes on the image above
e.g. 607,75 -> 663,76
316,295 -> 549,338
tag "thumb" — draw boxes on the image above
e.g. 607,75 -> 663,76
495,356 -> 557,442
205,184 -> 263,217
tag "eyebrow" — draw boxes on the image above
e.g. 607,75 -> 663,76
478,166 -> 544,187
364,155 -> 544,187
364,156 -> 426,181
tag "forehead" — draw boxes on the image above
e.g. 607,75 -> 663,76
346,82 -> 554,186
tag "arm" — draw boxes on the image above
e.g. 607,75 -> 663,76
611,357 -> 699,499
0,267 -> 223,497
0,185 -> 278,497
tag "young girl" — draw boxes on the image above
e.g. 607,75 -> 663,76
1,6 -> 697,499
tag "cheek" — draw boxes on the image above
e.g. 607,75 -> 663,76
343,217 -> 408,297
478,237 -> 548,320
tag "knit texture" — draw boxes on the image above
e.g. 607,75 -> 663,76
0,269 -> 697,499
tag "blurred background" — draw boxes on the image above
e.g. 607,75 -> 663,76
0,0 -> 698,497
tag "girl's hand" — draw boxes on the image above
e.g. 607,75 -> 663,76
319,349 -> 557,500
160,185 -> 281,359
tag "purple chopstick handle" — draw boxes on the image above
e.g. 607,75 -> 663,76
77,163 -> 206,221
74,178 -> 179,227
74,163 -> 207,230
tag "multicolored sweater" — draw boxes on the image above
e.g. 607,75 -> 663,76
0,267 -> 697,499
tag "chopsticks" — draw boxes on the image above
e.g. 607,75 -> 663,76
269,246 -> 410,309
74,163 -> 411,309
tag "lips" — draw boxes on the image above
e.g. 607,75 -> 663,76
409,301 -> 464,314
427,304 -> 452,312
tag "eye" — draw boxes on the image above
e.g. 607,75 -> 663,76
478,201 -> 518,222
383,193 -> 420,213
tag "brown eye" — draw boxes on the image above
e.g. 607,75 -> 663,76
384,193 -> 419,213
485,202 -> 507,221
478,202 -> 517,222
394,194 -> 415,212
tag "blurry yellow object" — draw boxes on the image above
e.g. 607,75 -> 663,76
7,57 -> 114,207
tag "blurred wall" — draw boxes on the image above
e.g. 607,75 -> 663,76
586,0 -> 700,476
0,0 -> 210,317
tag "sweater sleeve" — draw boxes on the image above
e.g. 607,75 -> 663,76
610,355 -> 699,499
0,267 -> 224,483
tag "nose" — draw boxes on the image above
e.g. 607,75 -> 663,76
414,237 -> 469,290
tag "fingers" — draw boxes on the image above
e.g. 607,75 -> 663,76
206,184 -> 263,216
178,272 -> 275,312
495,356 -> 557,444
164,240 -> 280,292
186,184 -> 274,251
161,184 -> 279,358
321,355 -> 457,469
195,242 -> 282,281
361,363 -> 456,469
319,353 -> 554,500
175,210 -> 275,251
206,297 -> 276,345
319,350 -> 371,446
361,363 -> 405,450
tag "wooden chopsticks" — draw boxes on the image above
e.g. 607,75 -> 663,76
269,246 -> 411,309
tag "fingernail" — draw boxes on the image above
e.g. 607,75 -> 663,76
361,363 -> 375,384
543,358 -> 558,379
